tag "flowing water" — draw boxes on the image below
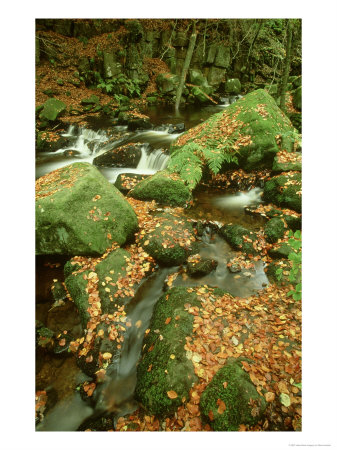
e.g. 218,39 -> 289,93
36,101 -> 269,430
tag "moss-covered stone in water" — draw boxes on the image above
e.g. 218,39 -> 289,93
264,217 -> 285,243
200,357 -> 266,430
135,287 -> 200,416
93,143 -> 142,168
186,257 -> 218,277
140,212 -> 197,266
263,172 -> 302,213
220,224 -> 258,255
36,162 -> 138,255
64,269 -> 91,327
265,207 -> 301,231
95,248 -> 130,314
129,170 -> 191,207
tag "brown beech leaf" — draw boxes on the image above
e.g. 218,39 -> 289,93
167,390 -> 178,399
216,399 -> 226,414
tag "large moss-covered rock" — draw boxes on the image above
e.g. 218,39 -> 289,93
263,172 -> 302,213
171,89 -> 296,174
264,217 -> 285,243
129,170 -> 191,207
220,224 -> 258,255
93,143 -> 142,168
200,357 -> 266,431
140,212 -> 197,266
36,163 -> 138,255
156,73 -> 179,94
135,287 -> 200,416
64,248 -> 131,326
39,98 -> 67,122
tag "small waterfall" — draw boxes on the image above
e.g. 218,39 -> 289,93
137,146 -> 170,172
213,187 -> 263,209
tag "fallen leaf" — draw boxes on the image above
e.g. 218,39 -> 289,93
167,390 -> 178,399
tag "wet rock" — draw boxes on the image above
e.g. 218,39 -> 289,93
227,258 -> 242,273
225,78 -> 241,95
264,217 -> 285,243
114,173 -> 149,193
220,224 -> 258,256
135,287 -> 200,416
129,170 -> 192,207
186,256 -> 218,277
140,212 -> 198,266
127,118 -> 152,131
93,143 -> 143,168
263,172 -> 302,213
156,72 -> 179,94
200,357 -> 266,430
36,162 -> 138,255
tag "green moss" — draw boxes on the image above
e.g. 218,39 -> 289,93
36,163 -> 138,255
220,224 -> 258,255
200,357 -> 266,431
268,242 -> 292,259
140,213 -> 198,266
265,207 -> 301,231
129,170 -> 191,207
264,217 -> 285,243
39,98 -> 67,121
64,269 -> 91,327
263,172 -> 302,213
135,287 -> 201,416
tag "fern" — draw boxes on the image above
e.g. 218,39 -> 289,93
168,144 -> 203,189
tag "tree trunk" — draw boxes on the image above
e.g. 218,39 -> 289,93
279,19 -> 293,112
175,22 -> 197,112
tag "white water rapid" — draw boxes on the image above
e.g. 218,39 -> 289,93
213,187 -> 263,209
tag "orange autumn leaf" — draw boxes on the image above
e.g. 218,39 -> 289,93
216,398 -> 226,414
223,382 -> 228,389
208,410 -> 214,421
167,390 -> 178,399
265,392 -> 275,402
165,317 -> 172,325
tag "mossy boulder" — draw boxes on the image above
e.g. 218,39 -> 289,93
190,86 -> 213,104
263,172 -> 302,213
264,207 -> 301,231
186,256 -> 218,277
171,89 -> 296,175
140,212 -> 197,266
156,73 -> 179,94
135,287 -> 200,416
268,242 -> 292,259
272,152 -> 302,173
36,162 -> 138,255
264,217 -> 285,243
114,173 -> 150,193
220,224 -> 258,255
200,357 -> 266,431
39,98 -> 67,122
225,78 -> 241,95
129,170 -> 191,207
93,143 -> 143,168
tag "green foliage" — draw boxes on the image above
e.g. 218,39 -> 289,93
275,230 -> 301,301
168,137 -> 238,190
97,74 -> 141,98
78,35 -> 89,46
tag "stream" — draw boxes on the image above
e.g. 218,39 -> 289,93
35,101 -> 268,431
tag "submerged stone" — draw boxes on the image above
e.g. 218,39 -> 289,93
200,357 -> 267,431
36,162 -> 138,255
